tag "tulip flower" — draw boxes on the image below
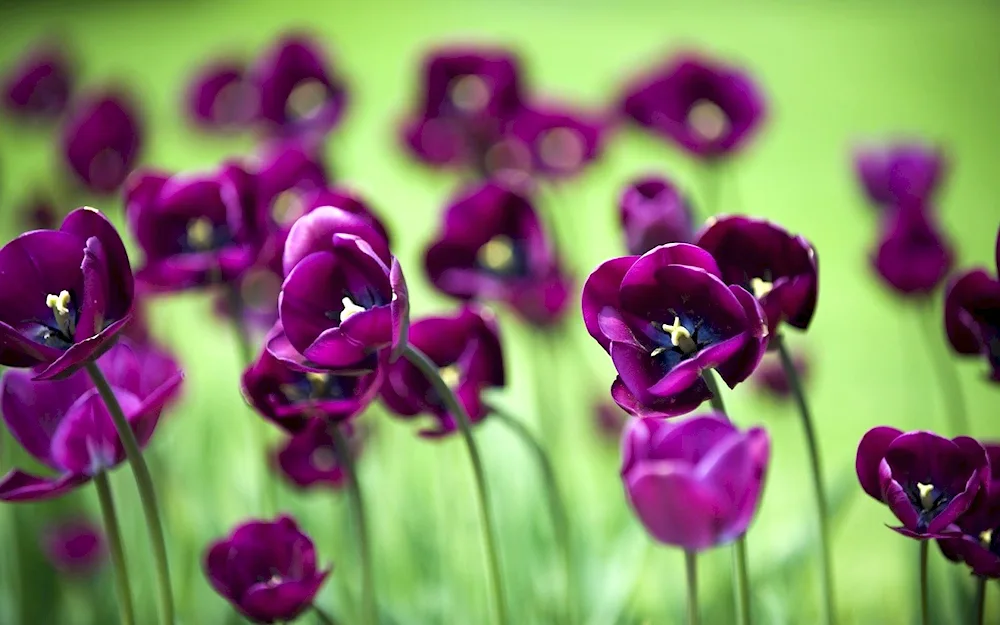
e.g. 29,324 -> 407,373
185,60 -> 257,130
499,104 -> 605,178
621,414 -> 770,550
381,306 -> 504,437
856,427 -> 990,537
425,182 -> 572,327
582,243 -> 767,418
944,225 -> 1000,382
2,45 -> 72,120
854,142 -> 945,208
621,54 -> 765,160
61,92 -> 142,194
0,207 -> 135,379
936,442 -> 1000,579
204,515 -> 330,624
871,205 -> 953,297
275,420 -> 364,490
619,176 -> 694,255
0,340 -> 182,501
42,519 -> 106,575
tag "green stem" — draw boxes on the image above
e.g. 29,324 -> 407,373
685,551 -> 699,625
975,576 -> 986,625
227,286 -> 255,367
329,425 -> 376,625
403,345 -> 509,625
94,472 -> 136,625
491,407 -> 574,625
919,541 -> 929,625
86,362 -> 174,625
916,304 -> 970,435
313,605 -> 340,625
697,162 -> 723,221
775,335 -> 836,625
701,370 -> 751,625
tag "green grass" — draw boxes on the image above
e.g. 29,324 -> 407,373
1,1 -> 999,623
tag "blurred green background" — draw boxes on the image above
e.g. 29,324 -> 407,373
1,0 -> 999,623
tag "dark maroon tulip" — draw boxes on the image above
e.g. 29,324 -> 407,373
752,349 -> 809,399
61,92 -> 142,194
380,306 -> 504,438
0,339 -> 182,501
125,165 -> 262,292
244,333 -> 382,432
425,182 -> 572,327
186,61 -> 257,130
619,176 -> 694,255
871,205 -> 953,297
622,414 -> 770,550
856,427 -> 990,538
42,518 -> 105,575
944,225 -> 1000,382
498,104 -> 605,178
582,244 -> 768,418
3,46 -> 72,119
696,215 -> 818,336
855,142 -> 944,207
402,48 -> 523,169
0,207 -> 134,379
621,54 -> 765,159
252,35 -> 347,140
938,443 -> 1000,578
267,206 -> 409,373
274,420 -> 362,490
204,515 -> 329,624
594,400 -> 629,441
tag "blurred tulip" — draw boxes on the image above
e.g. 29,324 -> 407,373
621,414 -> 770,551
186,60 -> 257,130
61,92 -> 142,194
582,244 -> 767,418
594,401 -> 629,441
752,349 -> 809,398
854,142 -> 944,208
618,176 -> 694,255
274,420 -> 364,490
3,45 -> 73,120
944,225 -> 1000,383
42,518 -> 105,575
499,104 -> 605,178
871,205 -> 953,297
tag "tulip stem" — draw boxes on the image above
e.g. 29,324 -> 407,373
685,551 -> 699,625
329,425 -> 377,625
701,370 -> 752,625
403,345 -> 509,625
974,576 -> 986,625
490,406 -> 574,625
919,541 -> 929,625
775,335 -> 836,625
916,305 -> 970,435
94,472 -> 136,625
86,362 -> 174,625
313,605 -> 340,625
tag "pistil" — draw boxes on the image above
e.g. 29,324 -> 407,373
916,482 -> 937,511
339,296 -> 366,324
186,217 -> 215,251
45,290 -> 76,337
750,277 -> 774,298
478,236 -> 515,273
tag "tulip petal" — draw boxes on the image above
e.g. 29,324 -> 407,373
856,426 -> 902,501
0,469 -> 89,502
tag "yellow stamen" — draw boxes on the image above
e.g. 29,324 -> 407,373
305,372 -> 329,397
439,364 -> 461,388
750,278 -> 774,299
449,75 -> 490,112
661,317 -> 697,354
538,127 -> 584,171
45,290 -> 75,336
916,482 -> 936,511
339,296 -> 366,324
980,529 -> 994,548
186,217 -> 214,251
688,100 -> 729,142
271,190 -> 304,225
279,383 -> 306,401
286,80 -> 328,120
478,236 -> 515,273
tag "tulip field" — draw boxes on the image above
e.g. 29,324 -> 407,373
0,2 -> 998,624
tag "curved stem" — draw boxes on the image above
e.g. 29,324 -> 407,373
919,541 -> 929,625
916,304 -> 970,435
685,551 -> 699,625
94,472 -> 136,625
491,407 -> 574,625
776,335 -> 836,625
403,345 -> 509,625
329,425 -> 376,625
313,604 -> 340,625
701,370 -> 751,625
86,363 -> 174,625
975,575 -> 986,625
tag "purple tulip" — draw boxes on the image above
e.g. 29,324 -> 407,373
61,92 -> 142,194
854,142 -> 944,207
402,48 -> 523,169
380,306 -> 504,438
246,141 -> 328,232
204,515 -> 329,624
856,427 -> 990,538
125,164 -> 262,292
696,215 -> 818,336
499,104 -> 605,178
2,46 -> 72,120
425,182 -> 572,327
937,443 -> 1000,578
0,207 -> 134,379
944,225 -> 1000,383
42,518 -> 105,575
619,176 -> 694,255
582,244 -> 768,418
185,61 -> 257,130
244,333 -> 382,433
274,420 -> 363,490
0,340 -> 182,502
871,205 -> 953,297
621,414 -> 770,550
752,349 -> 809,399
251,35 -> 347,140
267,206 -> 408,373
621,54 -> 766,160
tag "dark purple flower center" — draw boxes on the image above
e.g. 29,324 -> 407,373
645,311 -> 720,373
905,481 -> 951,531
476,235 -> 527,278
280,372 -> 356,403
179,217 -> 233,254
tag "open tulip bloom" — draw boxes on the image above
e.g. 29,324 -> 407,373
582,243 -> 768,418
945,225 -> 1000,382
937,443 -> 1000,578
